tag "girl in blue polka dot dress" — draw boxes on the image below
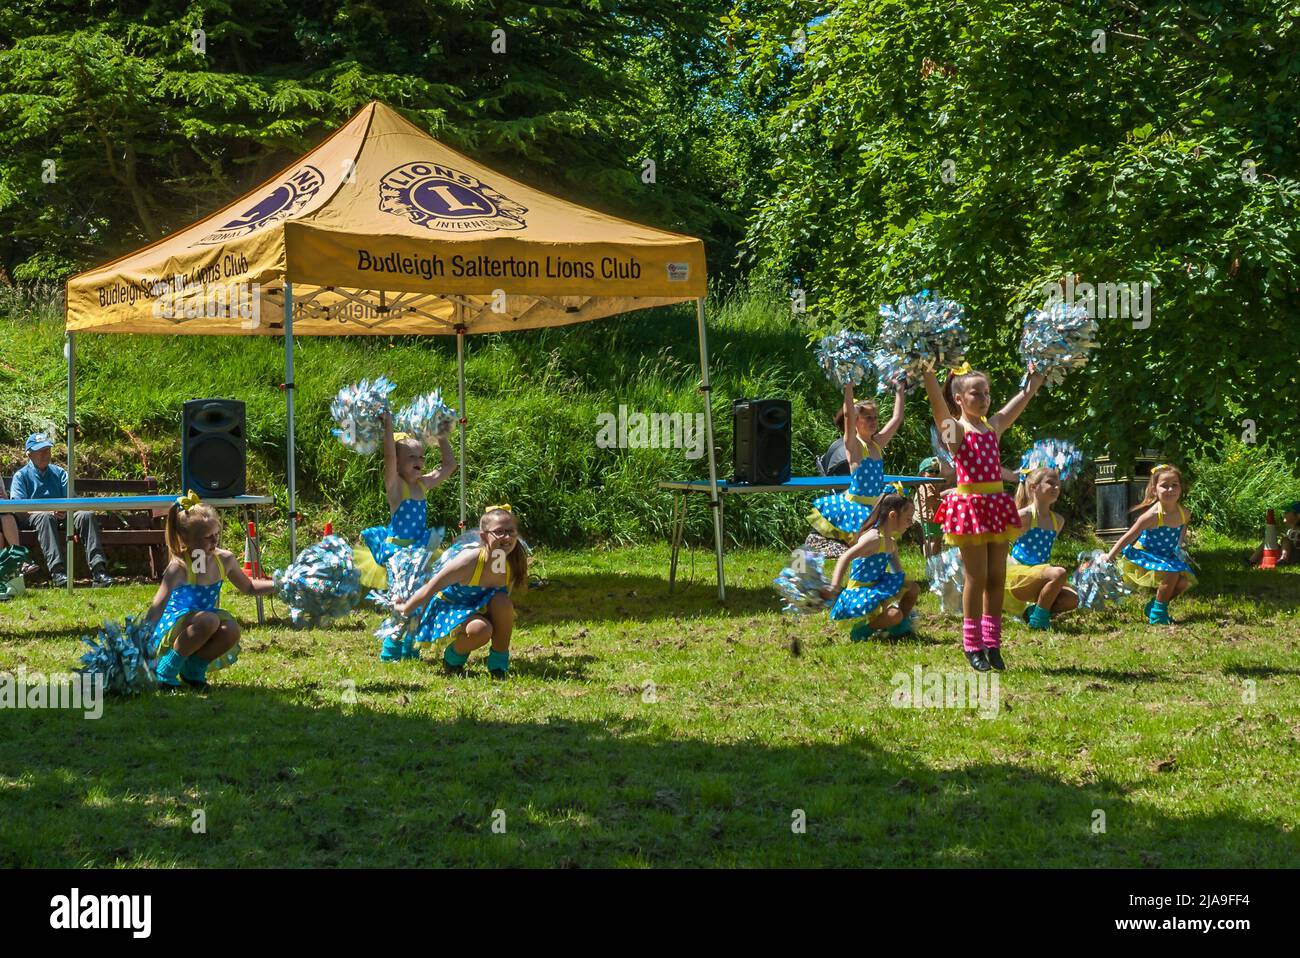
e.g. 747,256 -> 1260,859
1004,466 -> 1078,630
822,491 -> 921,642
1106,464 -> 1196,625
398,506 -> 527,678
143,493 -> 276,691
808,381 -> 906,543
355,409 -> 457,596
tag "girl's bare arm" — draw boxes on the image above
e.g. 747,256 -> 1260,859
875,383 -> 907,446
1105,509 -> 1156,562
989,368 -> 1045,433
922,367 -> 961,454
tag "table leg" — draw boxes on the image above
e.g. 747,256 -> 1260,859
248,505 -> 264,626
668,491 -> 686,592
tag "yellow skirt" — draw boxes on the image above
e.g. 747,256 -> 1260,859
355,539 -> 443,591
1002,561 -> 1052,615
806,510 -> 858,544
160,610 -> 240,672
1117,557 -> 1198,591
944,528 -> 1021,547
354,544 -> 389,590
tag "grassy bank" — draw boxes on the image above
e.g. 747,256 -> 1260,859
3,284 -> 1088,563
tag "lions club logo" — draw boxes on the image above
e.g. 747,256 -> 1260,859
379,162 -> 527,232
194,166 -> 325,246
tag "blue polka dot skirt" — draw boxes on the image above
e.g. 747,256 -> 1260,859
808,456 -> 883,542
829,552 -> 906,622
355,494 -> 428,590
1120,520 -> 1196,589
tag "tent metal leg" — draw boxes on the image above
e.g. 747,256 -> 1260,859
284,283 -> 298,557
65,332 -> 75,595
695,298 -> 725,601
457,327 -> 467,529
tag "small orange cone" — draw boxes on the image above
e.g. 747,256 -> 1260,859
323,521 -> 333,538
243,521 -> 263,578
1260,509 -> 1280,569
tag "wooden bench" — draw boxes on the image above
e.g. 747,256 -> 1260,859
2,475 -> 167,579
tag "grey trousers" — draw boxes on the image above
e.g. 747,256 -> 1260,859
21,512 -> 108,576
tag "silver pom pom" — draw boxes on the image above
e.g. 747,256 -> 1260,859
873,291 -> 968,393
1020,303 -> 1098,388
77,616 -> 157,695
330,377 -> 396,454
395,390 -> 458,446
369,545 -> 440,644
1070,550 -> 1132,610
816,331 -> 875,389
925,547 -> 965,616
773,550 -> 832,615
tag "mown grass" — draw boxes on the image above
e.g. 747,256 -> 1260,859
2,534 -> 1298,868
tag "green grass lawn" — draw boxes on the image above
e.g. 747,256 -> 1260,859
2,538 -> 1298,867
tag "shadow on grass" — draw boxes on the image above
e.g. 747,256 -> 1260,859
518,573 -> 777,625
1038,666 -> 1164,684
2,690 -> 1296,868
1222,664 -> 1300,679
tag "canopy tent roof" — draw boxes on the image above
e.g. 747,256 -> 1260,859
65,101 -> 707,335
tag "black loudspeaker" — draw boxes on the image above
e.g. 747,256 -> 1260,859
733,398 -> 792,485
182,399 -> 246,497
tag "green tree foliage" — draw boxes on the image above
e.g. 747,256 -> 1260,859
0,0 -> 753,280
735,0 -> 1300,466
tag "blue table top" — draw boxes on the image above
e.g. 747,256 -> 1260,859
657,475 -> 931,492
0,494 -> 274,513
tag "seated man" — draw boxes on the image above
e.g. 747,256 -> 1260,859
8,433 -> 114,588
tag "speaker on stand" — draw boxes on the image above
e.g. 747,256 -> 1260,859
733,398 -> 792,485
182,399 -> 247,497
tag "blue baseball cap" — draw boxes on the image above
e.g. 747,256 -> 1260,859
25,432 -> 53,452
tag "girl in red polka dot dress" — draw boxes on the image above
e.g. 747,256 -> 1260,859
922,362 -> 1045,672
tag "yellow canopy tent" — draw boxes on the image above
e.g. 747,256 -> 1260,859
64,101 -> 728,597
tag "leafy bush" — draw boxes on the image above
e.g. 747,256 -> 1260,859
1183,438 -> 1300,538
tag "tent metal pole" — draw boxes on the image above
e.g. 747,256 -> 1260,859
457,326 -> 467,528
695,298 -> 725,601
284,282 -> 297,557
65,332 -> 75,595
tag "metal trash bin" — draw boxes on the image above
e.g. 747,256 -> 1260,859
1093,451 -> 1162,541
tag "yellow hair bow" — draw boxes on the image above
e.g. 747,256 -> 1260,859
950,361 -> 974,376
887,481 -> 906,497
393,431 -> 414,443
485,503 -> 512,513
176,489 -> 202,512
1153,463 -> 1175,473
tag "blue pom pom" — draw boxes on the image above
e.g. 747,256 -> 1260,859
274,535 -> 363,629
772,550 -> 832,615
1019,439 -> 1086,483
76,616 -> 157,695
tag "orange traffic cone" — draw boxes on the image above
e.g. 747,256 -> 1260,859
323,521 -> 333,538
1260,509 -> 1280,569
243,521 -> 263,578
